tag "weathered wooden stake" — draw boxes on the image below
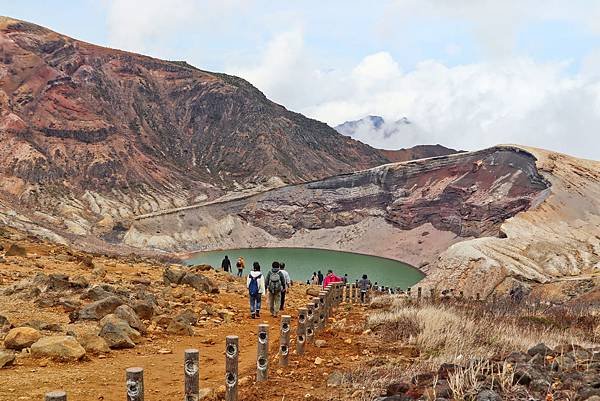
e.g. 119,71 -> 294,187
45,391 -> 67,401
318,292 -> 326,329
305,302 -> 315,344
257,324 -> 269,381
279,317 -> 290,367
184,349 -> 199,401
126,367 -> 144,401
225,335 -> 239,401
296,307 -> 307,356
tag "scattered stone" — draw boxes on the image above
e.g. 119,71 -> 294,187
167,319 -> 194,336
528,343 -> 554,357
78,333 -> 110,354
3,327 -> 43,350
163,267 -> 219,293
5,243 -> 26,257
31,336 -> 86,360
218,310 -> 235,323
314,357 -> 323,365
174,309 -> 198,326
0,350 -> 15,368
476,390 -> 502,401
315,339 -> 326,348
327,371 -> 344,387
114,305 -> 146,333
132,300 -> 155,320
98,316 -> 140,349
157,348 -> 172,354
79,296 -> 123,320
0,315 -> 11,333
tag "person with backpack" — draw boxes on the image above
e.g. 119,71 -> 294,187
279,262 -> 291,311
247,262 -> 265,319
236,257 -> 245,277
358,274 -> 372,303
221,255 -> 231,273
265,261 -> 286,317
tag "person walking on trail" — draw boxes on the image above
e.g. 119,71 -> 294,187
358,274 -> 372,303
343,274 -> 348,284
266,261 -> 286,317
236,257 -> 245,277
221,255 -> 231,273
317,270 -> 324,285
247,262 -> 265,319
279,263 -> 291,311
323,269 -> 342,288
311,272 -> 319,285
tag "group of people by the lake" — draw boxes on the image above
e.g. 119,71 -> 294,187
221,254 -> 402,318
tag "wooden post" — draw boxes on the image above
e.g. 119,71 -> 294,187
305,303 -> 315,344
257,324 -> 269,381
225,335 -> 239,401
126,367 -> 144,401
279,317 -> 291,367
296,307 -> 307,356
184,349 -> 199,401
45,391 -> 66,401
318,292 -> 326,330
312,297 -> 321,333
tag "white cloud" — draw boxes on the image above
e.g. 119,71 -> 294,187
230,30 -> 600,160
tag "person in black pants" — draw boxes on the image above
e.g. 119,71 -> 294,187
221,255 -> 231,273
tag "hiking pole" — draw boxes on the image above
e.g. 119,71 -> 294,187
126,367 -> 144,401
184,349 -> 199,401
225,335 -> 239,401
296,307 -> 307,356
279,316 -> 291,367
45,391 -> 67,401
257,324 -> 269,381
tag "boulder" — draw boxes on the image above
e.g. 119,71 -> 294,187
114,305 -> 146,333
167,319 -> 194,336
0,314 -> 11,333
31,336 -> 86,360
3,327 -> 42,350
181,272 -> 218,293
78,333 -> 110,354
174,309 -> 198,326
81,285 -> 115,301
98,317 -> 140,349
476,390 -> 501,401
132,300 -> 155,320
0,350 -> 15,368
5,243 -> 26,257
528,343 -> 554,357
163,267 -> 186,285
46,273 -> 71,292
79,296 -> 123,320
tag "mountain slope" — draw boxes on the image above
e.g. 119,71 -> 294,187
0,16 -> 388,229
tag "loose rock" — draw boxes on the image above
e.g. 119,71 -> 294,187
31,336 -> 86,360
3,327 -> 42,350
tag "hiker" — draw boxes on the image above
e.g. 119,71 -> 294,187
311,272 -> 319,285
343,274 -> 348,284
322,269 -> 342,288
247,262 -> 265,318
317,270 -> 324,285
221,255 -> 231,273
279,262 -> 291,311
358,274 -> 372,303
236,257 -> 245,277
266,261 -> 286,317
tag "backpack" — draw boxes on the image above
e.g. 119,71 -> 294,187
268,271 -> 282,294
249,274 -> 261,296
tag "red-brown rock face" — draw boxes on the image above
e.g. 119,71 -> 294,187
0,17 -> 387,204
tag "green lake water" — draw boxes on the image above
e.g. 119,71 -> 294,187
184,247 -> 424,289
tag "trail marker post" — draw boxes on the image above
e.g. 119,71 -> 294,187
305,303 -> 315,344
279,317 -> 290,367
225,335 -> 239,401
256,324 -> 269,381
296,307 -> 307,356
126,367 -> 144,401
184,349 -> 199,401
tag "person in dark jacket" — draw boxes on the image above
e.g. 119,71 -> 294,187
317,270 -> 324,285
221,255 -> 231,273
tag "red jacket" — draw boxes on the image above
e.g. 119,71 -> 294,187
323,273 -> 342,288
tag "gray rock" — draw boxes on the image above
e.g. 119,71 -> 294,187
327,371 -> 344,387
527,343 -> 554,357
78,333 -> 110,354
0,350 -> 15,368
174,309 -> 198,326
181,272 -> 218,293
79,296 -> 123,320
163,267 -> 186,285
166,319 -> 194,336
132,300 -> 155,320
476,390 -> 501,401
114,305 -> 146,333
0,315 -> 11,333
98,317 -> 139,349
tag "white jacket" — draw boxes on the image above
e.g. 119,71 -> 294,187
247,270 -> 266,294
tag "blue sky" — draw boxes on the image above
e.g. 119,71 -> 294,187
2,0 -> 600,159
